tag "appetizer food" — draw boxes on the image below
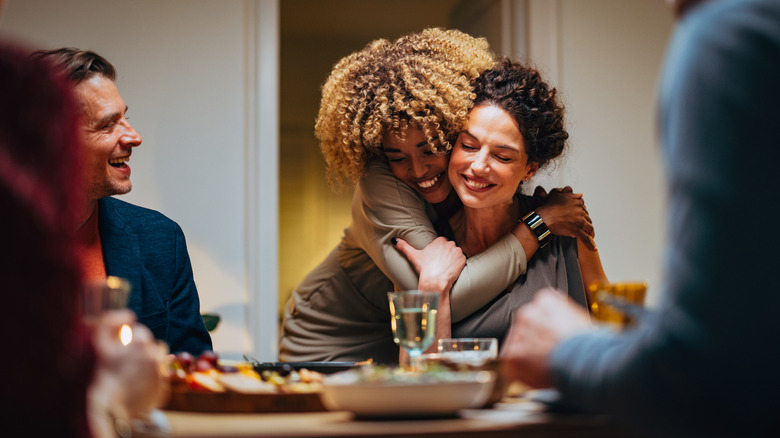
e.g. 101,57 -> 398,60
169,351 -> 323,394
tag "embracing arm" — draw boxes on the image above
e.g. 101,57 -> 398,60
356,162 -> 597,321
354,162 -> 527,321
436,186 -> 598,320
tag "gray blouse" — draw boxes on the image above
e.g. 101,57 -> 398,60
450,195 -> 588,348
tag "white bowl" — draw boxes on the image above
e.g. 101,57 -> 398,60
320,370 -> 495,418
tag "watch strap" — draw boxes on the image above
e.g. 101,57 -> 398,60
522,210 -> 552,248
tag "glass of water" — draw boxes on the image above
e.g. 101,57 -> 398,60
437,338 -> 498,367
387,290 -> 439,367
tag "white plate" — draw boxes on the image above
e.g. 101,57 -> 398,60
320,370 -> 495,418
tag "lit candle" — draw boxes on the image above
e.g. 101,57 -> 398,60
120,324 -> 133,346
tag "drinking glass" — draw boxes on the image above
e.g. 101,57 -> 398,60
387,290 -> 439,367
587,281 -> 648,329
80,276 -> 132,325
81,277 -> 171,435
437,338 -> 498,367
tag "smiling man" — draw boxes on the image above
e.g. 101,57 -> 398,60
33,48 -> 212,355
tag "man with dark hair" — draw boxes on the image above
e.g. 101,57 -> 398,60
33,47 -> 212,354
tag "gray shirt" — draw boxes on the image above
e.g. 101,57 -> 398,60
451,195 -> 587,347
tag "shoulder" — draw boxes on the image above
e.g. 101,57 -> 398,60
358,160 -> 426,209
516,193 -> 542,212
684,0 -> 780,33
99,197 -> 182,233
670,0 -> 780,69
359,161 -> 408,195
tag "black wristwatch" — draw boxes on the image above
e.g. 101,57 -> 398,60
522,211 -> 552,249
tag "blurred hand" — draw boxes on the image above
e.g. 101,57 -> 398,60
501,288 -> 591,388
90,309 -> 167,419
393,236 -> 466,294
533,186 -> 597,251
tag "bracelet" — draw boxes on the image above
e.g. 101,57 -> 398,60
522,211 -> 552,248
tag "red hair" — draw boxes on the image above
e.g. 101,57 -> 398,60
0,41 -> 94,437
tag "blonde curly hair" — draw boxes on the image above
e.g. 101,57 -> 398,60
315,28 -> 495,186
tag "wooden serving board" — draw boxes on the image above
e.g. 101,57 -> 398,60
164,388 -> 327,413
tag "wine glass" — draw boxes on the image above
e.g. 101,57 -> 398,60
387,290 -> 439,368
587,281 -> 648,329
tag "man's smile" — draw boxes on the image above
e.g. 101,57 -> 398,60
108,157 -> 129,168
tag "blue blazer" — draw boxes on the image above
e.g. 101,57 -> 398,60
98,197 -> 212,354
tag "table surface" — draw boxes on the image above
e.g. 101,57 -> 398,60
163,399 -> 631,438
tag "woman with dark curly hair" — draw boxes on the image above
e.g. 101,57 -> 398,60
280,29 -> 596,363
405,58 -> 608,345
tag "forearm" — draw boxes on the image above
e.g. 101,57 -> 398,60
549,314 -> 706,435
512,219 -> 540,261
576,239 -> 608,288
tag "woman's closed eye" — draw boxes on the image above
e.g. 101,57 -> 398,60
387,155 -> 406,163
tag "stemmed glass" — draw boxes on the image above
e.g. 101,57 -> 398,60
387,290 -> 439,368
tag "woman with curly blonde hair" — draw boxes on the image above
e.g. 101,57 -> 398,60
280,29 -> 595,363
316,28 -> 492,187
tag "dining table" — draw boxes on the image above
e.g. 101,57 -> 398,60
162,396 -> 633,438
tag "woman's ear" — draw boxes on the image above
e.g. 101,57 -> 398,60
525,162 -> 539,180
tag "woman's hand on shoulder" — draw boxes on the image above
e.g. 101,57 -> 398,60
392,236 -> 466,294
533,186 -> 597,251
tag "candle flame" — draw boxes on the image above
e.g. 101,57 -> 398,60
120,324 -> 133,346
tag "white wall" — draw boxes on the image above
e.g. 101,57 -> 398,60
0,0 -> 273,359
557,0 -> 673,303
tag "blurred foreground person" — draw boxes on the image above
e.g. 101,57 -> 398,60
501,0 -> 780,436
0,41 -> 165,437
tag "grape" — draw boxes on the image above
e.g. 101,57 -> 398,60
278,363 -> 293,377
199,350 -> 219,367
194,359 -> 214,372
218,365 -> 239,373
175,351 -> 194,370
